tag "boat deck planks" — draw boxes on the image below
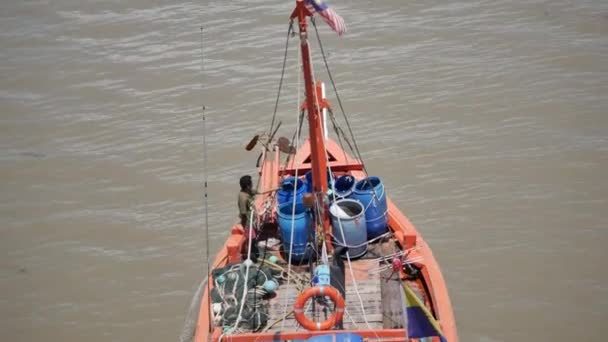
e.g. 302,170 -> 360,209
265,239 -> 405,332
266,280 -> 385,331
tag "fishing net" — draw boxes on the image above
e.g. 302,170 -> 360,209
210,261 -> 282,332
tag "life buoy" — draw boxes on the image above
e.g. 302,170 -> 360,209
293,286 -> 345,331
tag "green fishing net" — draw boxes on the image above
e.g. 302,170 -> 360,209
210,261 -> 281,331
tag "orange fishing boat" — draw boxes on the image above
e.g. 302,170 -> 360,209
182,1 -> 457,341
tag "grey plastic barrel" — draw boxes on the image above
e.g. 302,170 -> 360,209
329,198 -> 368,259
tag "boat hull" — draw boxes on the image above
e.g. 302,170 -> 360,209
189,139 -> 458,342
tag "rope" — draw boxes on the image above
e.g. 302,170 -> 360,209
283,110 -> 305,170
280,42 -> 304,330
311,19 -> 369,175
330,231 -> 391,249
328,107 -> 356,164
251,238 -> 269,311
263,261 -> 309,287
268,21 -> 294,137
323,138 -> 373,331
304,36 -> 372,332
231,210 -> 255,330
261,310 -> 294,333
327,107 -> 351,168
312,19 -> 387,233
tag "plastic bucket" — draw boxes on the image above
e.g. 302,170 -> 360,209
329,199 -> 368,259
352,176 -> 388,239
334,175 -> 356,198
313,264 -> 330,286
277,177 -> 306,206
277,202 -> 312,263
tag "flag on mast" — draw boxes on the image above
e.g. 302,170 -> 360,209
305,0 -> 346,36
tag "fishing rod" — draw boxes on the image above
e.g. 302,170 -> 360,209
200,25 -> 213,334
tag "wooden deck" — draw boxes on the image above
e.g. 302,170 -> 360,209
265,239 -> 405,332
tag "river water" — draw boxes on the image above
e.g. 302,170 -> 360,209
1,0 -> 607,341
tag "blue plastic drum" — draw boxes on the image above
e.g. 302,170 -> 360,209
334,175 -> 356,198
306,333 -> 364,342
277,177 -> 306,206
277,202 -> 313,263
351,176 -> 388,239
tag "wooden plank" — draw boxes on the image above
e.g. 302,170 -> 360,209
343,321 -> 384,330
263,245 -> 401,333
265,282 -> 386,332
380,270 -> 404,329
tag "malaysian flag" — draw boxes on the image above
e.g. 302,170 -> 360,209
305,0 -> 346,36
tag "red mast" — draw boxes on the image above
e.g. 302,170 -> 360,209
290,0 -> 330,233
290,1 -> 328,194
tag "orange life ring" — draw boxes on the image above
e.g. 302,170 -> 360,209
293,286 -> 345,331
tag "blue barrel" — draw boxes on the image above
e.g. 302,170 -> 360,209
277,177 -> 306,206
277,202 -> 312,262
329,199 -> 367,258
334,175 -> 356,198
305,170 -> 335,193
306,333 -> 364,342
352,176 -> 388,239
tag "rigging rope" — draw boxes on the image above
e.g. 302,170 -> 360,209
225,16 -> 383,336
327,107 -> 355,163
322,122 -> 371,331
216,12 -> 396,338
280,41 -> 304,330
305,30 -> 371,331
311,19 -> 369,175
230,21 -> 296,335
310,22 -> 387,339
268,21 -> 294,137
282,110 -> 305,171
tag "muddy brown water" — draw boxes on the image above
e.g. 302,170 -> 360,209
1,0 -> 607,341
